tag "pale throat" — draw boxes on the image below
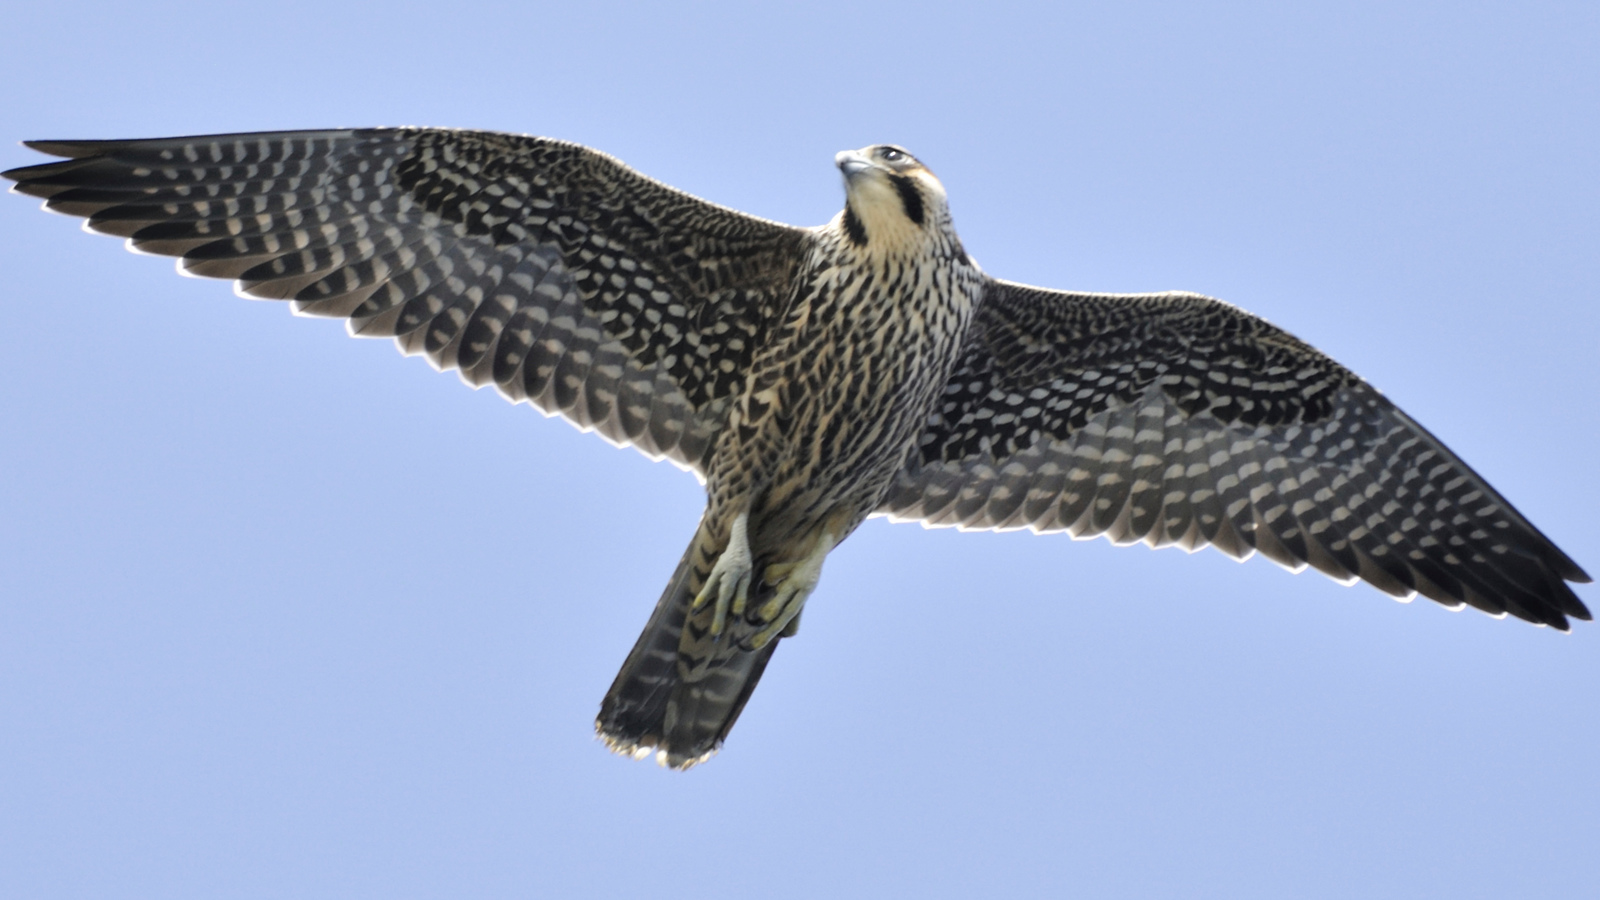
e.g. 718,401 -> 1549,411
843,175 -> 943,257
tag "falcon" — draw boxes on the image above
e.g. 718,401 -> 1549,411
5,128 -> 1589,768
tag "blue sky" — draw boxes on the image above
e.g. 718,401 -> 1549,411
2,1 -> 1596,897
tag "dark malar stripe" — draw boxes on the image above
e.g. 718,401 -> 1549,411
843,205 -> 868,246
889,174 -> 924,226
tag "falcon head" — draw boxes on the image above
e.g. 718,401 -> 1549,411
834,144 -> 950,250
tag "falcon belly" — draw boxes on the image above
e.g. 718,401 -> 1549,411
6,129 -> 1589,769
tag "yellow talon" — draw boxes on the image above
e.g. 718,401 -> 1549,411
756,596 -> 784,622
744,527 -> 839,649
748,600 -> 802,649
692,512 -> 753,640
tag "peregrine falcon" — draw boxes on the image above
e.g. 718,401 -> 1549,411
6,128 -> 1589,768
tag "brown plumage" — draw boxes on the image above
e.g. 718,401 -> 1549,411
5,128 -> 1589,769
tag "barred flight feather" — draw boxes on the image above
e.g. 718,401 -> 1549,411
8,129 -> 806,477
882,280 -> 1588,629
7,129 -> 1589,770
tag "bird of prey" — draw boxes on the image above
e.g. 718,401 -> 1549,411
5,128 -> 1589,769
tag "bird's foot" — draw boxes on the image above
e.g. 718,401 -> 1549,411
691,512 -> 753,637
746,535 -> 833,650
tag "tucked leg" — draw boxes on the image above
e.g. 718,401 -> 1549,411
746,527 -> 838,650
692,511 -> 753,637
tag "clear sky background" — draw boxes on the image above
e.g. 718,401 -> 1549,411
2,2 -> 1596,897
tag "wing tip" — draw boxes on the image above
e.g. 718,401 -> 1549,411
21,139 -> 109,159
1557,592 -> 1592,624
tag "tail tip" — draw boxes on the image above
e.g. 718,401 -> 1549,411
595,721 -> 721,771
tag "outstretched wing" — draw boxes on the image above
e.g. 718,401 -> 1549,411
4,129 -> 812,476
881,278 -> 1591,629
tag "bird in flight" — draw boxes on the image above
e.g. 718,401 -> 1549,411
6,129 -> 1589,768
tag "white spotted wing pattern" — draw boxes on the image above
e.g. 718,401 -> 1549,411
6,129 -> 809,477
883,281 -> 1590,628
5,129 -> 1591,769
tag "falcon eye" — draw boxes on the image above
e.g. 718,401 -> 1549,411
878,147 -> 906,163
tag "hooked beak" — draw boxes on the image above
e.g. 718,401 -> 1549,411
835,150 -> 873,181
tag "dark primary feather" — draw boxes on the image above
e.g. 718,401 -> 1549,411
7,129 -> 1590,769
883,279 -> 1592,629
4,128 -> 811,476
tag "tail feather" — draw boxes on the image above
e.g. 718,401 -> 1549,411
596,517 -> 781,769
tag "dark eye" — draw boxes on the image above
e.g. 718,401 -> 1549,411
879,147 -> 905,162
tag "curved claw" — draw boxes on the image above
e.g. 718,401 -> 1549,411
692,512 -> 753,637
746,536 -> 833,650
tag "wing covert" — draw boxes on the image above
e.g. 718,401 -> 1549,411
882,278 -> 1592,629
4,128 -> 812,475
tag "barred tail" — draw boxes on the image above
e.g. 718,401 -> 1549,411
596,517 -> 780,769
